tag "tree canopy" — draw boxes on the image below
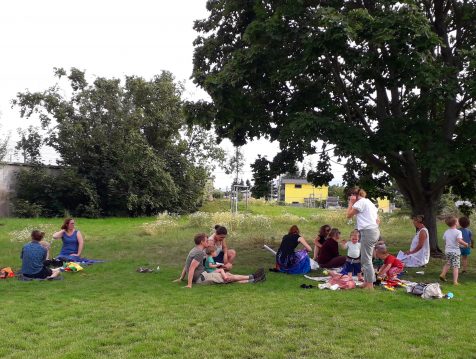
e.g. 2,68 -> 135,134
189,0 -> 476,251
13,68 -> 224,216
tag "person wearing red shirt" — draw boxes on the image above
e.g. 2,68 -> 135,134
375,247 -> 404,280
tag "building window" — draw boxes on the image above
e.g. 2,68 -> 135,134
294,184 -> 302,189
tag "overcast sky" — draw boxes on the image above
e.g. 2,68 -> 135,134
0,0 -> 344,189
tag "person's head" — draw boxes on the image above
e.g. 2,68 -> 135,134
214,225 -> 228,241
411,214 -> 425,228
206,246 -> 217,257
289,225 -> 300,235
375,246 -> 389,259
61,218 -> 75,231
328,228 -> 341,241
194,233 -> 208,246
459,216 -> 470,229
445,216 -> 458,228
348,187 -> 367,199
319,224 -> 331,237
350,229 -> 359,243
31,230 -> 45,242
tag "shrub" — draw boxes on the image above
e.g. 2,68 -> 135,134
12,200 -> 43,218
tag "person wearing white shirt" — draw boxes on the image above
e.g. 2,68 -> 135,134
346,188 -> 380,289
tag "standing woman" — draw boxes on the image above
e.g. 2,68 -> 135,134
346,188 -> 380,289
208,225 -> 236,271
276,225 -> 312,274
53,218 -> 85,260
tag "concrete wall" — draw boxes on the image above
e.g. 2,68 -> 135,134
0,163 -> 61,217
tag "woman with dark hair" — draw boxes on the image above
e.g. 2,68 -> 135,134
396,215 -> 430,267
208,225 -> 236,270
53,218 -> 85,261
313,224 -> 331,261
317,228 -> 347,268
276,225 -> 312,274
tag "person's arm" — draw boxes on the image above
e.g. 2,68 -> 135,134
298,237 -> 312,252
313,238 -> 322,260
339,241 -> 348,250
222,239 -> 229,263
173,266 -> 187,282
457,237 -> 469,247
346,196 -> 358,218
471,231 -> 474,248
52,230 -> 65,239
70,231 -> 84,256
405,229 -> 427,255
186,259 -> 200,288
378,263 -> 391,277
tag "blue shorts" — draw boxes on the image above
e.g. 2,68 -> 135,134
213,251 -> 225,263
461,247 -> 471,256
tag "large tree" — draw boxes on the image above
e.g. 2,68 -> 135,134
13,68 -> 223,215
189,0 -> 476,252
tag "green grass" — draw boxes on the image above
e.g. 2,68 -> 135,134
1,202 -> 475,358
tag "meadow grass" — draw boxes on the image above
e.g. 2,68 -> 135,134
0,202 -> 475,358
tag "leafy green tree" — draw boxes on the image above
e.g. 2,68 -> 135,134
225,146 -> 245,183
15,126 -> 43,164
0,124 -> 9,162
189,0 -> 476,252
250,155 -> 272,199
13,68 -> 214,215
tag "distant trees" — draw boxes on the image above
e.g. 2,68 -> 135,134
13,68 -> 224,216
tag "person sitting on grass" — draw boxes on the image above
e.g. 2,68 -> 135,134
21,230 -> 61,280
205,246 -> 229,282
458,216 -> 473,274
339,229 -> 363,281
208,225 -> 236,271
396,215 -> 430,268
317,228 -> 347,269
439,216 -> 468,285
375,247 -> 404,281
174,233 -> 265,288
313,224 -> 331,261
53,218 -> 84,260
275,225 -> 312,274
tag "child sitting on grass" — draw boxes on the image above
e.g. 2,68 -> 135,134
458,216 -> 473,274
205,246 -> 229,282
440,216 -> 469,285
375,247 -> 404,280
339,229 -> 363,281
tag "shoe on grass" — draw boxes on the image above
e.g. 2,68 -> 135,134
253,268 -> 265,278
254,272 -> 266,283
439,275 -> 446,282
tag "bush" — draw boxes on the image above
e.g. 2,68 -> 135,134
12,200 -> 43,218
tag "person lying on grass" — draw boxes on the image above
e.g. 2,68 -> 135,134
375,247 -> 404,281
21,230 -> 61,280
174,233 -> 265,288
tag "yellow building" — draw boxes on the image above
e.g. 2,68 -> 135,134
377,197 -> 392,213
280,179 -> 328,205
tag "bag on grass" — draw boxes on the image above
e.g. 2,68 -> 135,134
407,283 -> 443,299
0,267 -> 15,279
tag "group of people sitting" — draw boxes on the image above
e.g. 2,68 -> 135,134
20,218 -> 85,279
177,187 -> 473,290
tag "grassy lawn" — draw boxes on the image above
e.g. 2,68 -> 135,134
1,201 -> 475,358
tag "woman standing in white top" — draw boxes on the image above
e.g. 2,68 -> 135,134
396,215 -> 430,267
346,188 -> 380,289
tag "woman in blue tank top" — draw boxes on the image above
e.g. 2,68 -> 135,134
53,218 -> 84,259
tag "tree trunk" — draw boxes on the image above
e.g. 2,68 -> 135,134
394,177 -> 444,256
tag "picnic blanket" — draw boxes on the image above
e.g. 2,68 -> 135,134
17,273 -> 64,281
57,255 -> 104,265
